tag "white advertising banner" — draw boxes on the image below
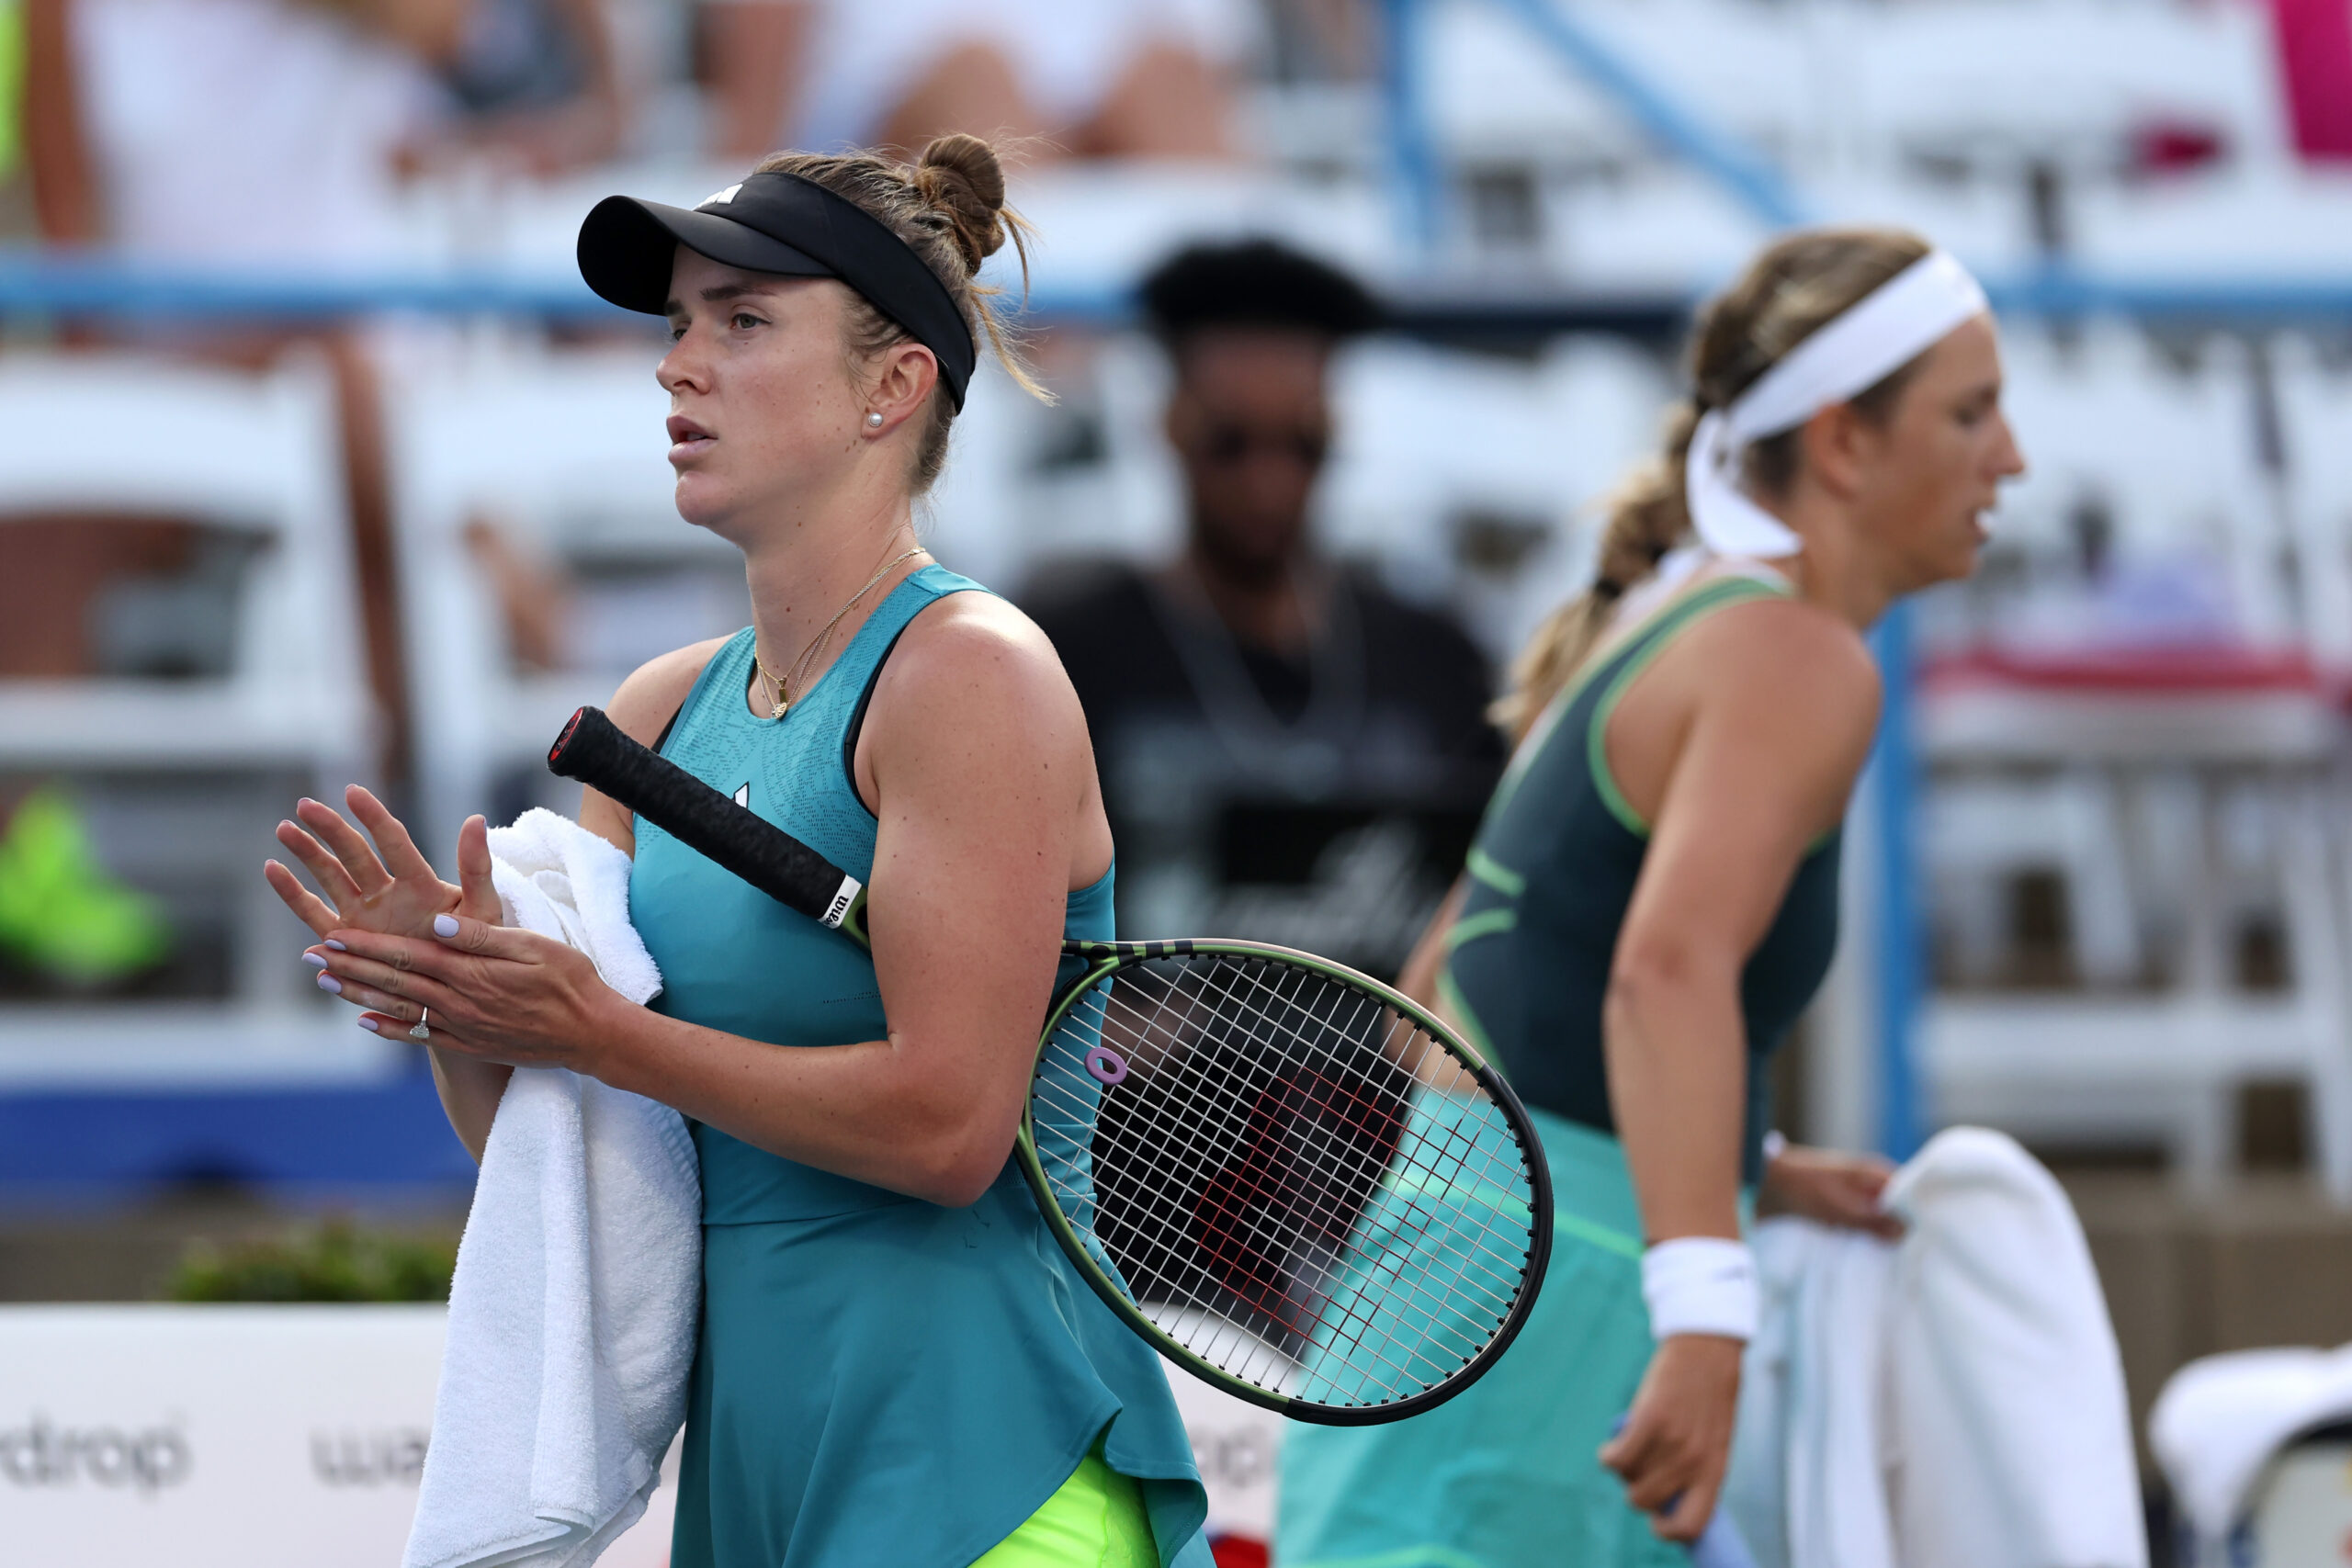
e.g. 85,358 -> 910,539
0,1305 -> 1287,1565
0,1305 -> 673,1568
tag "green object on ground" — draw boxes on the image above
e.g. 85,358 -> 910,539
164,1219 -> 457,1303
0,784 -> 174,985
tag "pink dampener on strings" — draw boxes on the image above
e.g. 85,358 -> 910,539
1085,1046 -> 1130,1086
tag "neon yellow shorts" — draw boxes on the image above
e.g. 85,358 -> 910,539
972,1443 -> 1159,1568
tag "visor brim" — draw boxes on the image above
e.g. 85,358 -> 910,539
577,196 -> 834,315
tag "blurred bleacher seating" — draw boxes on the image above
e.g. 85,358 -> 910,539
4,0 -> 2352,1204
0,349 -> 392,1089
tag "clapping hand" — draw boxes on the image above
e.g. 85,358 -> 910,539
263,785 -> 500,944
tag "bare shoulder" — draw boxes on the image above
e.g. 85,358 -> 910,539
1684,594 -> 1882,739
605,637 -> 732,746
871,592 -> 1083,734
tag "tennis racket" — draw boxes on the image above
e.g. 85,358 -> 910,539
548,705 -> 1553,1425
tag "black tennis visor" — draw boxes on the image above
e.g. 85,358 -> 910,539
577,171 -> 978,411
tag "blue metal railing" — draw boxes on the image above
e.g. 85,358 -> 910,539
1481,0 -> 1809,228
1383,0 -> 1447,250
10,252 -> 2352,332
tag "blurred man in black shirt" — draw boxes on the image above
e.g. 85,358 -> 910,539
1027,240 -> 1503,978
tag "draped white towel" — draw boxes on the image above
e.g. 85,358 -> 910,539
402,808 -> 701,1568
1723,1127 -> 2143,1568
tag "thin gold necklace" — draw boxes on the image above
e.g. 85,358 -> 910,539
753,545 -> 927,719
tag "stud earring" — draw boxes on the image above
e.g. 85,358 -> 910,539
865,411 -> 885,429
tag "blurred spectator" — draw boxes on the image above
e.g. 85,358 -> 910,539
698,0 -> 1248,162
1027,241 -> 1504,978
21,0 -> 407,784
29,0 -> 623,254
28,0 -> 441,260
19,0 -> 624,797
397,0 -> 628,177
1262,0 -> 1372,84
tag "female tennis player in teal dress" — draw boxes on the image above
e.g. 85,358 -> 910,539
1278,230 -> 2024,1567
266,135 -> 1210,1568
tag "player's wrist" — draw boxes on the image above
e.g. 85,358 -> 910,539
1642,1235 -> 1758,1343
575,987 -> 662,1095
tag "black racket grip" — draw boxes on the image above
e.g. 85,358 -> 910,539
548,705 -> 870,947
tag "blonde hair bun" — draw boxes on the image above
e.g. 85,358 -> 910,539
915,134 -> 1010,275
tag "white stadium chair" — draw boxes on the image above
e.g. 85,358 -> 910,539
0,349 -> 390,1088
2073,169 -> 2352,280
1916,327 -> 2352,1196
1990,324 -> 2291,645
1835,0 -> 2292,183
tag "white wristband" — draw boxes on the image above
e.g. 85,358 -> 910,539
1642,1236 -> 1758,1342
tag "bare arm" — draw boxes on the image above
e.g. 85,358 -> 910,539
312,600 -> 1111,1207
1605,603 -> 1877,1245
1597,598 -> 1880,1539
419,819 -> 508,1157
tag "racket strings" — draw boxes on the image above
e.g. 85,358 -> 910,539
1102,969 -> 1530,1405
1101,964 -> 1523,1335
1174,960 -> 1532,1307
1048,968 -> 1407,1387
1108,961 -> 1428,1310
1070,973 -> 1451,1397
1034,953 -> 1542,1409
1197,963 -> 1534,1326
1069,967 -> 1385,1381
1074,959 -> 1523,1313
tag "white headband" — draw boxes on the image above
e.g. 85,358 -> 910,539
1685,249 -> 1989,558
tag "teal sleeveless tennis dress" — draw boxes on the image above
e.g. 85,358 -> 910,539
1280,572 -> 1844,1568
629,565 -> 1211,1568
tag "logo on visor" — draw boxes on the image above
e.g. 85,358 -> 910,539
701,184 -> 743,209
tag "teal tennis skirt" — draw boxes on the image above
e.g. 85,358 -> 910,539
1277,1111 -> 1695,1568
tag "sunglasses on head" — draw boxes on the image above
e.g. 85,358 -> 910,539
1194,422 -> 1330,468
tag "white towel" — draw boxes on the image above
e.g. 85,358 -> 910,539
2151,1344 -> 2352,1553
1725,1216 -> 1899,1568
1723,1128 -> 2143,1568
402,808 -> 702,1568
1882,1128 -> 2143,1568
